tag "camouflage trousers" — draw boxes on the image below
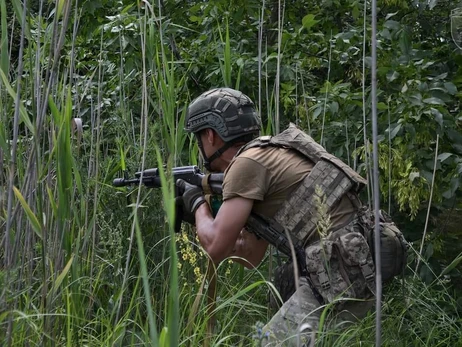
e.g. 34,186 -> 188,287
263,277 -> 320,346
263,264 -> 375,346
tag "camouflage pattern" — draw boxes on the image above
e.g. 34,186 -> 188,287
261,217 -> 377,346
263,278 -> 320,347
263,231 -> 376,346
275,159 -> 354,244
359,208 -> 409,282
238,123 -> 366,245
269,262 -> 298,310
185,88 -> 261,142
263,279 -> 375,346
235,123 -> 384,344
305,224 -> 376,305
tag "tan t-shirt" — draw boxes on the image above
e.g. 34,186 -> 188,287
223,146 -> 355,233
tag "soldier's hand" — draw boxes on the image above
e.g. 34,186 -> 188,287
175,179 -> 206,215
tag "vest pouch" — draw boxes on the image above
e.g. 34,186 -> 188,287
360,209 -> 408,282
376,220 -> 408,282
305,240 -> 356,305
335,231 -> 376,296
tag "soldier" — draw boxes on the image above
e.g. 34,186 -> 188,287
176,87 -> 406,345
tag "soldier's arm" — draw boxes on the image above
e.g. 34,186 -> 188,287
195,196 -> 267,266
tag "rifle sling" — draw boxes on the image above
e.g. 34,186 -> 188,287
202,174 -> 213,195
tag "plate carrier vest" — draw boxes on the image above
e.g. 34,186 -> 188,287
239,124 -> 372,302
241,123 -> 366,246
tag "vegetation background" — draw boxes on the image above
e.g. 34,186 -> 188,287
1,0 -> 461,345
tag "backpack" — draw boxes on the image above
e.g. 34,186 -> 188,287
360,209 -> 409,282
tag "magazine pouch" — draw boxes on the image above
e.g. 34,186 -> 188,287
305,228 -> 375,306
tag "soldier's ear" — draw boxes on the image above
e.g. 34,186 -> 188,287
205,128 -> 220,146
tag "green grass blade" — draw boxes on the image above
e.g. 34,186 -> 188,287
0,68 -> 34,133
12,186 -> 42,239
0,0 -> 9,74
51,254 -> 74,296
0,119 -> 8,160
439,251 -> 462,277
224,19 -> 231,87
216,18 -> 232,87
46,185 -> 58,218
118,139 -> 127,171
154,147 -> 179,347
10,0 -> 28,36
134,213 -> 158,344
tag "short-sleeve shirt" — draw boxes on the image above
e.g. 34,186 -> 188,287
222,146 -> 355,231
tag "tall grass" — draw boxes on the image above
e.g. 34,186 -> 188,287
1,1 -> 461,347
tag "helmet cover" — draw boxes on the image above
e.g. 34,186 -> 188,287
185,88 -> 261,142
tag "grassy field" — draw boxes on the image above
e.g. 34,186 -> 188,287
1,1 -> 461,345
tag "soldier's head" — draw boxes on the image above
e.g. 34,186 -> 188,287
185,88 -> 261,171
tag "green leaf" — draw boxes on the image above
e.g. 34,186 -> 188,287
431,72 -> 448,81
0,121 -> 8,160
302,14 -> 320,30
51,254 -> 74,295
13,187 -> 42,239
457,163 -> 462,174
430,108 -> 443,128
384,20 -> 400,31
437,153 -> 452,162
444,82 -> 457,95
386,71 -> 399,82
377,102 -> 388,110
312,106 -> 322,119
388,123 -> 402,140
330,101 -> 339,114
454,144 -> 462,154
352,5 -> 359,20
448,129 -> 462,144
442,177 -> 459,199
399,28 -> 411,56
424,97 -> 445,105
159,327 -> 168,347
425,243 -> 434,259
409,171 -> 420,182
385,12 -> 399,20
409,93 -> 423,106
440,251 -> 462,277
0,69 -> 35,133
57,0 -> 65,18
0,0 -> 9,74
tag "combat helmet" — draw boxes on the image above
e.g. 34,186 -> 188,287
185,88 -> 261,170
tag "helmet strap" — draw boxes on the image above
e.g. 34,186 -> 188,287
196,134 -> 234,172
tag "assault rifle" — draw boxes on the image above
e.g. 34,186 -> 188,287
113,165 -> 224,195
113,165 -> 224,231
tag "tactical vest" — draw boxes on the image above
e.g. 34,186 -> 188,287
239,123 -> 366,246
238,125 -> 408,304
239,123 -> 375,303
